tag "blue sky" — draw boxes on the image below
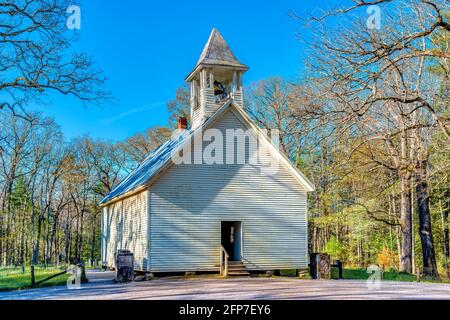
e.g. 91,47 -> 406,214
33,0 -> 342,141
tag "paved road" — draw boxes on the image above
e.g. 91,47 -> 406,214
1,271 -> 449,300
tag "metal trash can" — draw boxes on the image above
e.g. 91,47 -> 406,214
115,250 -> 134,282
310,253 -> 331,279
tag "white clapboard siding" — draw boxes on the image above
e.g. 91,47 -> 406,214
232,90 -> 243,107
102,190 -> 149,270
148,107 -> 308,272
201,88 -> 221,119
191,104 -> 204,130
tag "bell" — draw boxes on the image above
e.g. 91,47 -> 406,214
214,80 -> 226,96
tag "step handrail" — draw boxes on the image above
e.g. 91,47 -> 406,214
220,245 -> 230,276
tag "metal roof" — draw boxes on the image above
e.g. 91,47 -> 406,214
100,101 -> 234,206
99,130 -> 191,205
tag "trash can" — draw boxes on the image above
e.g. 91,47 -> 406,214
115,250 -> 134,282
310,253 -> 331,279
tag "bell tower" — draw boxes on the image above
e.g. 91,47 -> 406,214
186,29 -> 249,129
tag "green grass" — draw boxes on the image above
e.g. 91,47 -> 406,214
280,269 -> 298,276
0,266 -> 69,291
331,268 -> 417,282
266,268 -> 418,282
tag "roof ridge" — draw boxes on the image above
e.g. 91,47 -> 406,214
204,28 -> 216,61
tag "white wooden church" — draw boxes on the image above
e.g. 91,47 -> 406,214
100,29 -> 315,276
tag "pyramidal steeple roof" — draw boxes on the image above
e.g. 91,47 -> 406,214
186,29 -> 248,79
197,28 -> 247,68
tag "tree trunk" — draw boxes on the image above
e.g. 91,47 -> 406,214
399,174 -> 413,273
440,200 -> 449,278
4,179 -> 13,266
416,159 -> 440,279
78,210 -> 84,260
90,221 -> 96,265
411,187 -> 416,275
64,206 -> 71,263
19,205 -> 26,265
32,212 -> 43,265
396,226 -> 402,268
49,214 -> 59,265
45,208 -> 51,265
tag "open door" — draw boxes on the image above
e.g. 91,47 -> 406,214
221,221 -> 242,261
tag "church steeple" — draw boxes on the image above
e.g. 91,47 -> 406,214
186,29 -> 248,129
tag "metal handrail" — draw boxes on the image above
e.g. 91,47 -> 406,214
220,245 -> 229,276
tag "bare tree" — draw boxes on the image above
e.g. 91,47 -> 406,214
0,0 -> 110,110
245,77 -> 302,158
119,127 -> 172,164
294,0 -> 448,276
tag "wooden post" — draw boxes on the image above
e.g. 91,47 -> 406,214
224,256 -> 228,277
200,70 -> 205,89
30,265 -> 35,286
238,72 -> 242,91
337,260 -> 343,279
209,71 -> 214,89
220,245 -> 229,276
219,247 -> 223,275
81,264 -> 88,283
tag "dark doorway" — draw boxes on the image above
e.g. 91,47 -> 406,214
221,221 -> 242,261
